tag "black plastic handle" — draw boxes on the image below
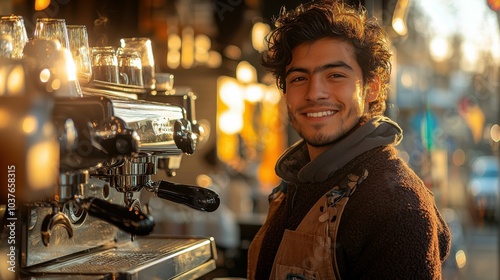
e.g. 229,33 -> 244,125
81,197 -> 154,236
156,180 -> 220,212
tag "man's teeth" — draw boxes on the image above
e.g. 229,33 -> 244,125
306,111 -> 334,117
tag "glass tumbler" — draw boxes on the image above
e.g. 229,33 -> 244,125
120,37 -> 155,89
67,25 -> 92,85
92,46 -> 120,84
34,18 -> 70,50
117,47 -> 143,86
0,15 -> 28,59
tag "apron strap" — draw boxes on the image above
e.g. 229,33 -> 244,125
328,169 -> 369,280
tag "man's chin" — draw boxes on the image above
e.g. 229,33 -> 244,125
304,135 -> 339,148
305,140 -> 335,148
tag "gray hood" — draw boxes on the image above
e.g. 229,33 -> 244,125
275,116 -> 403,183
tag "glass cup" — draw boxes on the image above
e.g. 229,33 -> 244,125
0,15 -> 28,59
67,25 -> 92,85
91,46 -> 121,84
119,37 -> 155,89
34,18 -> 70,50
117,47 -> 143,86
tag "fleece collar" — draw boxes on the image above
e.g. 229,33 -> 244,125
275,116 -> 403,183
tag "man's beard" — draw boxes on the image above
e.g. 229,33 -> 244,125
299,123 -> 348,147
288,110 -> 364,148
288,113 -> 348,147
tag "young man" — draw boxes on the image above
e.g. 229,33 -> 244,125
247,1 -> 451,279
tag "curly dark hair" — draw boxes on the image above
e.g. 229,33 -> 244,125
262,0 -> 392,116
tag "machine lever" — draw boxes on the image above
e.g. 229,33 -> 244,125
80,197 -> 154,236
154,180 -> 220,212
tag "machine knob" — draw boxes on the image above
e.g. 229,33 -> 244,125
94,116 -> 140,156
80,197 -> 154,236
173,119 -> 197,155
154,180 -> 220,212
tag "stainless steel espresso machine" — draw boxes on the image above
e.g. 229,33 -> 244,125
0,40 -> 219,280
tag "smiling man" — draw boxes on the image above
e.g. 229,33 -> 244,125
285,37 -> 378,159
247,1 -> 451,279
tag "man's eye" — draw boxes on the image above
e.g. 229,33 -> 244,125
290,76 -> 306,83
330,73 -> 345,78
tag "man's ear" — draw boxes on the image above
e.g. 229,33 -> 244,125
366,76 -> 380,102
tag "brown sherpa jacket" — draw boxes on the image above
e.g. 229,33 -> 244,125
248,116 -> 451,279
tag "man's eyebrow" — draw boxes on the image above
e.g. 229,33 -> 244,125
285,61 -> 354,77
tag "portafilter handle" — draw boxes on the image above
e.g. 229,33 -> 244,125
149,180 -> 220,212
79,197 -> 154,236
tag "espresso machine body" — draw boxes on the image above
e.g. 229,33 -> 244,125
0,53 -> 219,279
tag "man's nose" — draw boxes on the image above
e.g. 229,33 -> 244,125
306,77 -> 329,101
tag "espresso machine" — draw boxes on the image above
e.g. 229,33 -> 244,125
0,40 -> 219,279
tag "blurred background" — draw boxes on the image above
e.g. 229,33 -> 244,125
1,0 -> 499,279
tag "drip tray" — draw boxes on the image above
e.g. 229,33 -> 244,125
23,236 -> 217,280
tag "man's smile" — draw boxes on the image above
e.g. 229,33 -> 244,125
305,110 -> 336,118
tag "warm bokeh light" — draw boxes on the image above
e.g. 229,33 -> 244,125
488,0 -> 500,10
196,174 -> 213,188
195,34 -> 211,52
50,78 -> 61,91
39,68 -> 51,83
35,0 -> 51,11
0,64 -> 26,96
181,26 -> 194,69
219,76 -> 244,109
392,17 -> 407,36
455,249 -> 467,269
429,36 -> 452,62
195,51 -> 209,64
168,33 -> 181,50
236,61 -> 257,84
27,139 -> 59,190
167,31 -> 181,69
206,50 -> 222,68
458,99 -> 485,144
391,0 -> 409,36
22,115 -> 38,134
252,21 -> 270,52
167,50 -> 181,69
219,110 -> 243,135
244,83 -> 266,103
223,45 -> 241,60
6,65 -> 25,95
400,72 -> 413,88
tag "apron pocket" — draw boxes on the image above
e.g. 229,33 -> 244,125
272,229 -> 334,280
